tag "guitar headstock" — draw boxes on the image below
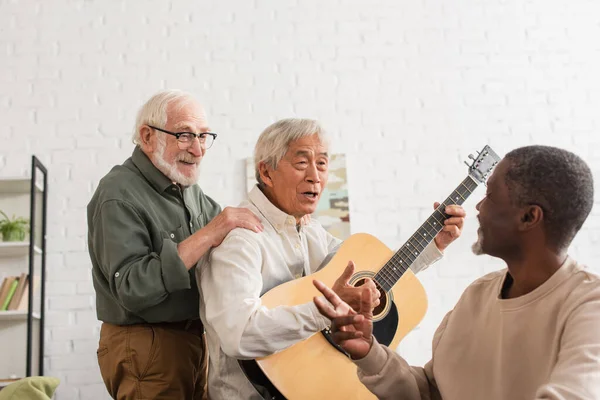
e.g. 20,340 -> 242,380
465,145 -> 501,184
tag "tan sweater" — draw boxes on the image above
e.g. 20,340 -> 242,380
355,258 -> 600,400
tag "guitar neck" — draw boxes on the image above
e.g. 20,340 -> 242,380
374,175 -> 480,292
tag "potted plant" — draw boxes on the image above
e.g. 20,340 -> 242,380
0,210 -> 30,242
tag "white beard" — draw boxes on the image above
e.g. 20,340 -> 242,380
471,228 -> 484,255
153,137 -> 200,187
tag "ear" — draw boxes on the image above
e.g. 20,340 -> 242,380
139,125 -> 155,152
258,161 -> 275,188
518,205 -> 543,232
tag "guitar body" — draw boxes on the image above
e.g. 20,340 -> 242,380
254,233 -> 428,400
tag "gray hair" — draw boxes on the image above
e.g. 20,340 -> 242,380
132,89 -> 197,145
504,145 -> 594,252
254,118 -> 329,186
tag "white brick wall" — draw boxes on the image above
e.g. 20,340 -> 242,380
2,0 -> 600,398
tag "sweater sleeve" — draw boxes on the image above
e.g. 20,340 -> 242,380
354,312 -> 452,400
534,281 -> 600,400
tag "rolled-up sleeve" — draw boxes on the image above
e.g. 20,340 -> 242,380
410,241 -> 443,274
91,199 -> 190,313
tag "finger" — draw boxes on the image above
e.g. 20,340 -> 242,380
313,296 -> 338,319
332,315 -> 364,332
362,278 -> 377,291
444,216 -> 465,229
242,210 -> 264,231
333,330 -> 364,342
359,286 -> 374,319
370,287 -> 380,300
313,280 -> 345,308
444,205 -> 466,217
336,261 -> 355,285
433,202 -> 440,210
241,220 -> 262,233
442,225 -> 461,238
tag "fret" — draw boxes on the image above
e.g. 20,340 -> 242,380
387,259 -> 406,279
411,231 -> 429,250
390,251 -> 412,271
374,273 -> 393,291
459,181 -> 472,194
408,236 -> 426,252
421,222 -> 437,237
432,210 -> 446,224
426,218 -> 441,232
400,243 -> 419,262
454,191 -> 466,202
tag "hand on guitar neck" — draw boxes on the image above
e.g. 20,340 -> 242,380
313,279 -> 374,360
433,202 -> 467,252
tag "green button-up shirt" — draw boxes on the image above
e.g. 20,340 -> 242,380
88,147 -> 221,325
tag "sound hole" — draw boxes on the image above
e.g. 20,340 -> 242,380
354,278 -> 387,317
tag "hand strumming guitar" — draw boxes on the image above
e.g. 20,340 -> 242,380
313,279 -> 374,360
331,260 -> 380,312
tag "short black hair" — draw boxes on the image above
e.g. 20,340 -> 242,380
503,145 -> 594,252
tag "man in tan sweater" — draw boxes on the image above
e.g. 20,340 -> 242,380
314,145 -> 600,400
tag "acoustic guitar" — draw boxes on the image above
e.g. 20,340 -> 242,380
240,146 -> 501,399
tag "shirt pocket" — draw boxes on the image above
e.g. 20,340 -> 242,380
161,225 -> 185,243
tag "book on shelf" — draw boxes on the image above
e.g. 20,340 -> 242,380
7,273 -> 28,311
0,279 -> 9,305
0,274 -> 30,312
0,277 -> 18,310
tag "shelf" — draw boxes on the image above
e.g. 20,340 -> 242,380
0,378 -> 22,388
0,242 -> 42,258
0,311 -> 40,321
0,177 -> 44,194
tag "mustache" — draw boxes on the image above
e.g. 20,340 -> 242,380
177,153 -> 201,164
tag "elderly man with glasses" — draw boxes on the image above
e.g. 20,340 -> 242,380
87,90 -> 262,400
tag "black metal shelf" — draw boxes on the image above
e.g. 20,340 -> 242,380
0,155 -> 47,378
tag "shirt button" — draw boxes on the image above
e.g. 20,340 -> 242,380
295,244 -> 300,249
115,272 -> 120,278
170,233 -> 175,238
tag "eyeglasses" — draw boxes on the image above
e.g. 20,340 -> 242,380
148,125 -> 217,150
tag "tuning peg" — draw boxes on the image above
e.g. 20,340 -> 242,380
468,154 -> 476,160
464,161 -> 471,168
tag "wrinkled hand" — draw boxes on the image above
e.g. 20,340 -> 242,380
313,280 -> 373,360
205,207 -> 263,247
433,202 -> 466,252
332,261 -> 380,312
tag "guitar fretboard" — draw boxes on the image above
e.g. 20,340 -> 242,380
374,175 -> 479,292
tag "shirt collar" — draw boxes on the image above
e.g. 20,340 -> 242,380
131,146 -> 174,193
248,185 -> 305,233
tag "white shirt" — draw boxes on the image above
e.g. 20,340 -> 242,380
198,185 -> 442,399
